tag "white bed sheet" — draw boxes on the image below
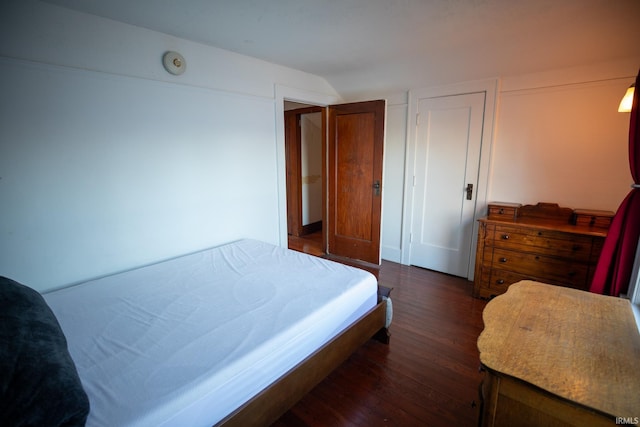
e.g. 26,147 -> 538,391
44,239 -> 377,427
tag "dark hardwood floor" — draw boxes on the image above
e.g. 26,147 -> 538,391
279,232 -> 488,427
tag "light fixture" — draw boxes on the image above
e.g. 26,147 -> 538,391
162,51 -> 186,75
618,83 -> 635,112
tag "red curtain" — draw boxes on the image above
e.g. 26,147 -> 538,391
590,69 -> 640,297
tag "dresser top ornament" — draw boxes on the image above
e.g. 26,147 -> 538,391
487,202 -> 614,230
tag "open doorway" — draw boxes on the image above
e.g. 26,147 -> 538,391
282,99 -> 385,265
284,101 -> 326,256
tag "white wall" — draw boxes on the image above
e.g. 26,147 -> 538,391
380,93 -> 408,262
300,113 -> 323,225
0,1 -> 338,291
490,65 -> 634,210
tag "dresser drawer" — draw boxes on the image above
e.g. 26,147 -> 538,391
487,225 -> 595,262
489,248 -> 589,289
476,267 -> 532,298
488,203 -> 519,221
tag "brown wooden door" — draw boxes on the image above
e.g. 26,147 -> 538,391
328,100 -> 385,264
285,109 -> 302,236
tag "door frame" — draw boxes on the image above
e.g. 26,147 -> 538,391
275,85 -> 341,249
285,106 -> 325,237
400,78 -> 498,280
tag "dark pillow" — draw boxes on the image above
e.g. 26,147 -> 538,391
0,276 -> 89,427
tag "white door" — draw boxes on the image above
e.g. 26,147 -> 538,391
410,92 -> 486,277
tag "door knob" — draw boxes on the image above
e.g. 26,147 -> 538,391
466,183 -> 473,200
373,180 -> 381,196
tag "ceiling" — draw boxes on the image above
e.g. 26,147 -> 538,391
42,0 -> 640,95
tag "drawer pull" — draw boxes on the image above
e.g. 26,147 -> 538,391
572,245 -> 581,251
496,279 -> 505,285
499,257 -> 507,263
501,234 -> 510,240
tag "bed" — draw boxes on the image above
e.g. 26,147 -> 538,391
1,239 -> 391,427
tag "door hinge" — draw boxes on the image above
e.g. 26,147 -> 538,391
416,113 -> 420,126
412,175 -> 416,187
409,232 -> 413,243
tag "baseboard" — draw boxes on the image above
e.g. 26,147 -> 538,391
381,245 -> 402,264
300,221 -> 322,236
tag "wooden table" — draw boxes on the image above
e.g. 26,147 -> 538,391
477,281 -> 640,426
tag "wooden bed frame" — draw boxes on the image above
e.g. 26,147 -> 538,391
216,292 -> 390,426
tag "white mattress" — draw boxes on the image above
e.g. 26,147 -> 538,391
43,239 -> 377,427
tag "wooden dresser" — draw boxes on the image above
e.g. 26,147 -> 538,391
473,202 -> 612,299
478,281 -> 640,427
